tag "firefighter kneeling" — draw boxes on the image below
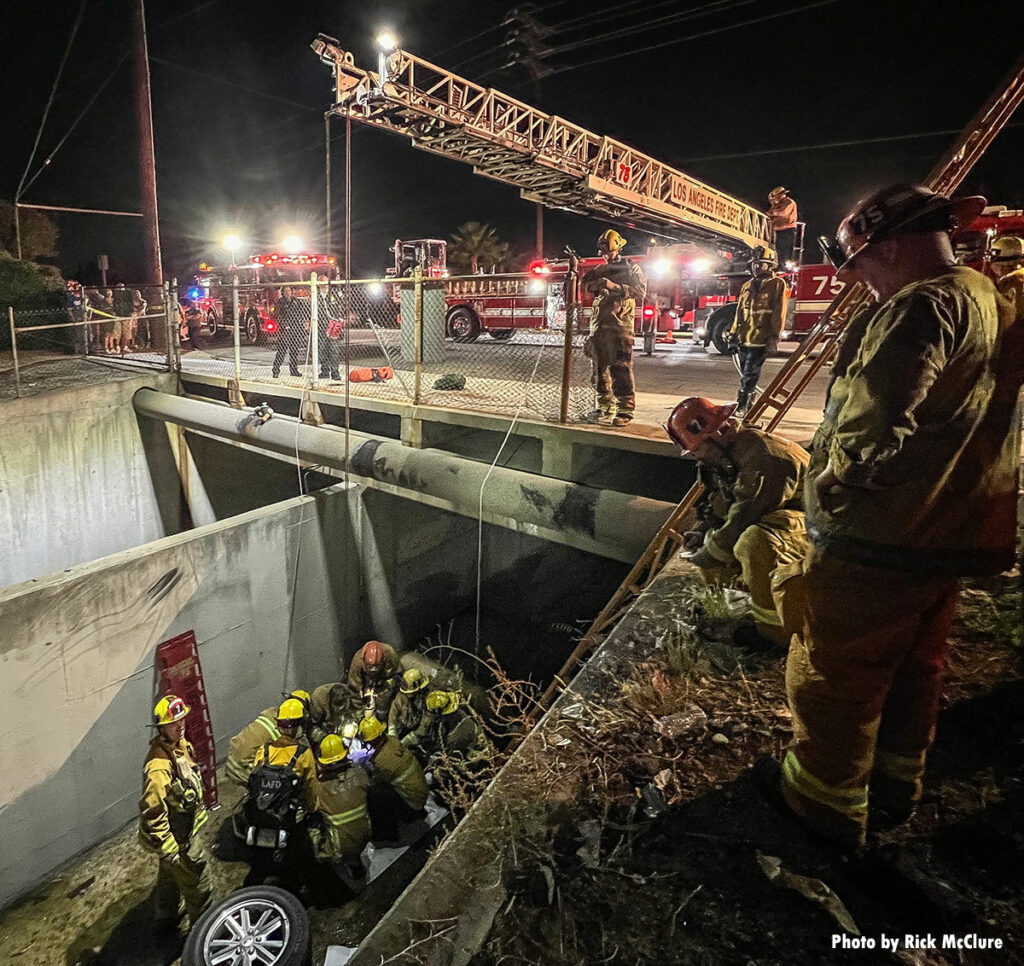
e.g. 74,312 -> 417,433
666,397 -> 809,648
139,695 -> 212,932
358,715 -> 429,842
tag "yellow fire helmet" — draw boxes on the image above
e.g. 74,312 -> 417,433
318,733 -> 348,766
153,694 -> 190,727
358,715 -> 387,742
597,229 -> 627,254
276,698 -> 306,723
769,186 -> 788,201
991,235 -> 1024,263
425,690 -> 461,715
287,689 -> 311,704
400,668 -> 429,694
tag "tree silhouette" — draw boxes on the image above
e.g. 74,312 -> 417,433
0,202 -> 59,260
449,222 -> 510,275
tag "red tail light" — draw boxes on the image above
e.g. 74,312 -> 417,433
642,305 -> 656,319
528,260 -> 550,276
265,320 -> 277,333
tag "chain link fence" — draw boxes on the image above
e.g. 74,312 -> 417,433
3,284 -> 175,399
5,274 -> 596,420
183,272 -> 595,422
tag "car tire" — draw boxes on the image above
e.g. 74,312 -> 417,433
182,885 -> 311,966
244,308 -> 262,346
446,306 -> 480,342
206,310 -> 220,338
706,304 -> 739,355
490,328 -> 514,342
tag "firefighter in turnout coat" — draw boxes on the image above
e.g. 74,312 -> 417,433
139,695 -> 212,929
666,397 -> 810,648
729,247 -> 788,414
307,734 -> 371,866
581,229 -> 647,426
782,184 -> 1021,847
225,689 -> 311,786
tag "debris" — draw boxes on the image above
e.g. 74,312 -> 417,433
711,733 -> 730,745
576,819 -> 602,869
433,373 -> 466,390
640,782 -> 669,818
66,875 -> 96,899
651,668 -> 673,696
756,852 -> 860,935
654,703 -> 707,739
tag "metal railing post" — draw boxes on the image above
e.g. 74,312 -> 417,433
169,279 -> 181,372
232,275 -> 241,385
413,268 -> 423,405
559,277 -> 577,424
163,281 -> 172,371
310,271 -> 319,391
9,307 -> 22,398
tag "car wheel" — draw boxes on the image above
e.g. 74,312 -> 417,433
206,310 -> 220,337
490,328 -> 514,342
706,305 -> 739,355
244,308 -> 261,346
446,307 -> 480,342
182,885 -> 311,966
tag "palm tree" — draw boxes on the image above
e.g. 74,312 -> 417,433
449,222 -> 510,275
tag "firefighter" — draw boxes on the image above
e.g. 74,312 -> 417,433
139,695 -> 212,931
388,668 -> 431,744
414,690 -> 493,761
225,689 -> 312,786
348,640 -> 402,719
779,184 -> 1020,848
271,285 -> 307,379
666,397 -> 809,648
991,235 -> 1024,317
309,681 -> 362,744
768,186 -> 798,266
307,733 -> 371,872
358,715 -> 429,840
581,229 -> 648,427
250,698 -> 318,786
728,247 -> 787,415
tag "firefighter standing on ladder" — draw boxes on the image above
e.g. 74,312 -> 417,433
775,184 -> 1021,848
728,247 -> 787,416
768,186 -> 798,266
581,229 -> 647,427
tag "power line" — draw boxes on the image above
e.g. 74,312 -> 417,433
547,0 -> 838,76
20,55 -> 128,197
551,0 -> 750,43
548,0 -> 757,56
149,57 -> 319,112
154,0 -> 228,29
677,121 -> 1024,164
16,0 -> 88,205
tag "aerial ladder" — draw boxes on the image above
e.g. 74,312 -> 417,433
311,37 -> 772,257
312,38 -> 1024,709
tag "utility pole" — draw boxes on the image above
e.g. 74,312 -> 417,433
535,203 -> 544,260
133,0 -> 163,296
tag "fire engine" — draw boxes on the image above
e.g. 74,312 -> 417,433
194,252 -> 339,344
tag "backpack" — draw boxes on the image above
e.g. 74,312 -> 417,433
349,366 -> 393,383
244,744 -> 302,829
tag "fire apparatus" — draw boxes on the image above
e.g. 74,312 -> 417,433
194,252 -> 339,344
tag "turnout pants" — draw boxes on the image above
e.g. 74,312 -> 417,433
273,326 -> 303,376
737,344 -> 769,409
590,326 -> 635,417
154,838 -> 212,924
732,510 -> 809,646
782,548 -> 959,846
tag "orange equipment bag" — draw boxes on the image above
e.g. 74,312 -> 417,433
349,366 -> 394,383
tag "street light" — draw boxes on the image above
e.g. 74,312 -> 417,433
223,234 -> 243,267
282,234 -> 304,255
376,29 -> 399,87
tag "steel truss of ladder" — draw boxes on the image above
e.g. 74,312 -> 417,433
311,36 -> 772,255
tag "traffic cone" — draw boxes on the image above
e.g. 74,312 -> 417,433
658,327 -> 676,344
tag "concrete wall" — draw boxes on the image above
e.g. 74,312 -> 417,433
0,372 -> 183,587
0,470 -> 617,906
0,490 -> 359,906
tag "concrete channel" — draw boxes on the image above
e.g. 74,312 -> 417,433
0,370 -> 700,963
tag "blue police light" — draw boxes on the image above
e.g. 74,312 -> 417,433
188,287 -> 201,300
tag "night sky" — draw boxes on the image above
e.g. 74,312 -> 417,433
3,0 -> 1023,283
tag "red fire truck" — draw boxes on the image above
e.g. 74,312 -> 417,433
194,252 -> 339,344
